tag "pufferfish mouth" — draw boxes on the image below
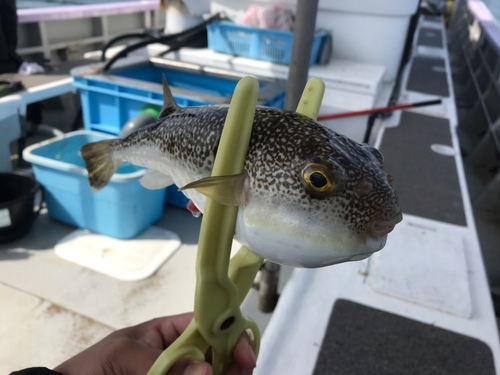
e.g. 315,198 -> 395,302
369,213 -> 403,238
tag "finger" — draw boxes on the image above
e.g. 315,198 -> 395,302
113,313 -> 194,350
204,331 -> 256,367
226,363 -> 254,375
154,312 -> 195,348
206,332 -> 256,373
232,332 -> 257,370
111,340 -> 212,375
105,339 -> 162,375
167,359 -> 212,375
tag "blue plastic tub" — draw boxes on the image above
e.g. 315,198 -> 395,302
207,21 -> 327,65
22,130 -> 166,239
71,60 -> 286,136
164,185 -> 189,209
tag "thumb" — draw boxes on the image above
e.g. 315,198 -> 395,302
108,340 -> 162,375
168,360 -> 212,375
113,341 -> 212,375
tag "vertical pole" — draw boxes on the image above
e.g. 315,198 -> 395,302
284,0 -> 320,111
258,0 -> 320,313
258,261 -> 280,313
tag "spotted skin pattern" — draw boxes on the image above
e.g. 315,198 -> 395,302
113,105 -> 400,239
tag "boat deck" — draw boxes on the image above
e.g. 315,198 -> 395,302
1,4 -> 500,375
0,207 -> 200,370
254,12 -> 500,375
0,204 -> 292,371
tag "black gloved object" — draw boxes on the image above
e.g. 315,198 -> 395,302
10,368 -> 63,375
0,0 -> 23,74
0,78 -> 24,98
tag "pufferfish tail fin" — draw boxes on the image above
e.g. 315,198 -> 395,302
80,139 -> 122,192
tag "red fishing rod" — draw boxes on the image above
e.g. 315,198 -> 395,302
317,99 -> 442,121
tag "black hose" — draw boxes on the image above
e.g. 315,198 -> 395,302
102,13 -> 221,72
101,33 -> 154,61
363,113 -> 380,144
362,7 -> 422,144
0,78 -> 23,98
100,28 -> 165,61
0,78 -> 15,88
156,28 -> 208,57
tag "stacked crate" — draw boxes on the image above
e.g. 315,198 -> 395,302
448,0 -> 500,216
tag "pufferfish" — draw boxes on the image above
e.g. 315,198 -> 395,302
80,77 -> 402,268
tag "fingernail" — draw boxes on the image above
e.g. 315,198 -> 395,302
245,337 -> 257,368
184,361 -> 210,375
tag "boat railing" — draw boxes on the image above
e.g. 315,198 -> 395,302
448,0 -> 500,216
16,0 -> 163,61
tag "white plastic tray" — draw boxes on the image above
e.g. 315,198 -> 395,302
55,226 -> 182,281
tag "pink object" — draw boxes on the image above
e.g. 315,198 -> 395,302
243,5 -> 260,27
242,5 -> 294,31
186,200 -> 200,215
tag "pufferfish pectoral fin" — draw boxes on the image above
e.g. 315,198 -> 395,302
179,172 -> 248,206
139,170 -> 174,189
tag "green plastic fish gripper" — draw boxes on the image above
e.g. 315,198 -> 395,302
146,76 -> 325,375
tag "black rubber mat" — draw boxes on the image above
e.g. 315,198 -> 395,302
313,299 -> 495,375
407,56 -> 450,97
417,27 -> 444,48
379,111 -> 467,226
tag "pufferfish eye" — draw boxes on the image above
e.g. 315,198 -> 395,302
302,163 -> 340,198
310,171 -> 328,188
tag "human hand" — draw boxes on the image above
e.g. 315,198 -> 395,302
54,313 -> 256,375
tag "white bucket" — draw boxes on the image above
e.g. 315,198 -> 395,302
163,0 -> 209,35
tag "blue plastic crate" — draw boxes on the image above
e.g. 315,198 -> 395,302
71,62 -> 286,136
70,60 -> 286,212
207,21 -> 326,65
165,185 -> 190,209
22,131 -> 166,239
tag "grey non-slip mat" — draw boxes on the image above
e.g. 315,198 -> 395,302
417,27 -> 444,48
379,111 -> 466,226
313,299 -> 495,375
407,56 -> 450,97
423,15 -> 442,22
